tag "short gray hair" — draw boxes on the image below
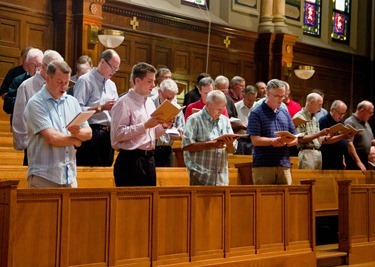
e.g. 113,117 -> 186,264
43,50 -> 63,66
159,79 -> 178,94
198,77 -> 214,89
215,75 -> 229,85
26,48 -> 43,62
206,90 -> 227,105
266,79 -> 285,91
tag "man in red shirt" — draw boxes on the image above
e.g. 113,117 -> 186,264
185,77 -> 228,120
283,81 -> 301,117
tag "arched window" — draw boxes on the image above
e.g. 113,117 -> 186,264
303,0 -> 321,37
331,0 -> 351,43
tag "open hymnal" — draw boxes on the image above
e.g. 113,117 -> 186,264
340,124 -> 364,135
165,128 -> 180,136
328,123 -> 347,135
151,100 -> 184,122
229,117 -> 242,125
274,131 -> 303,139
292,117 -> 311,127
213,133 -> 247,143
66,110 -> 95,128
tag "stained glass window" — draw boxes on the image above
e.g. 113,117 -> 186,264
303,0 -> 321,37
182,0 -> 209,9
331,0 -> 350,43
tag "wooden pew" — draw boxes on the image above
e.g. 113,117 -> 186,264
338,180 -> 375,265
0,132 -> 13,147
0,181 -> 316,267
0,166 -> 239,188
0,147 -> 24,165
292,169 -> 368,217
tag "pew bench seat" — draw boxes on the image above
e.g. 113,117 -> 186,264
0,166 -> 240,188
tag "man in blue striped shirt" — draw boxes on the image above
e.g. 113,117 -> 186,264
182,90 -> 237,186
248,79 -> 297,185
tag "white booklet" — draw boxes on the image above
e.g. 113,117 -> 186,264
66,110 -> 95,127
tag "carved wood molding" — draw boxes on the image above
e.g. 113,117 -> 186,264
102,3 -> 257,42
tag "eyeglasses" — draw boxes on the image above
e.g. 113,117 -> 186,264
161,91 -> 175,101
363,109 -> 374,116
270,93 -> 286,100
333,108 -> 346,116
104,59 -> 119,72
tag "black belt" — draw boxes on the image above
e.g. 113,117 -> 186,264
90,124 -> 111,132
120,149 -> 155,156
155,146 -> 172,150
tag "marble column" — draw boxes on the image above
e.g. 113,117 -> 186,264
273,0 -> 289,33
258,0 -> 274,33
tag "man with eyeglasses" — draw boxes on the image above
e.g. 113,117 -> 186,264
151,79 -> 185,167
248,79 -> 298,185
319,100 -> 353,170
227,76 -> 245,103
344,100 -> 375,172
3,48 -> 43,125
293,92 -> 330,170
74,49 -> 120,166
149,67 -> 172,97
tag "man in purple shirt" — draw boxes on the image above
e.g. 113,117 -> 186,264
111,62 -> 172,186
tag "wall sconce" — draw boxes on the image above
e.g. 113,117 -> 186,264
88,25 -> 125,48
294,66 -> 315,80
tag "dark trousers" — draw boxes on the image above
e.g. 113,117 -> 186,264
114,149 -> 156,187
23,149 -> 28,166
154,146 -> 173,167
76,126 -> 114,166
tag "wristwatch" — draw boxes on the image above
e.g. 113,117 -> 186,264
97,105 -> 102,112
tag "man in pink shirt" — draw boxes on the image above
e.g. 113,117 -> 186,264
111,62 -> 172,186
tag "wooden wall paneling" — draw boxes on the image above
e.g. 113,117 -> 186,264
133,41 -> 152,66
0,16 -> 21,51
224,59 -> 242,80
242,61 -> 256,86
191,189 -> 225,262
154,44 -> 172,70
152,190 -> 190,266
67,192 -> 110,266
258,190 -> 284,253
114,191 -> 152,266
226,189 -> 256,257
25,20 -> 53,51
209,56 -> 224,78
174,49 -> 190,75
0,56 -> 19,86
13,192 -> 61,267
287,188 -> 313,250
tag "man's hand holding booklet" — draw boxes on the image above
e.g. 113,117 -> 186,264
150,100 -> 184,122
66,110 -> 95,128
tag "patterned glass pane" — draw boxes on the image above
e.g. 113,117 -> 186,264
331,0 -> 350,43
303,0 -> 321,36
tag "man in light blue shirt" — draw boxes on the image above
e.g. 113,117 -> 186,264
24,60 -> 92,188
182,90 -> 237,186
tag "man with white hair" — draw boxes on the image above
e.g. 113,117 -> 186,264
293,92 -> 330,169
3,48 -> 44,123
182,90 -> 237,186
151,79 -> 185,167
12,49 -> 63,165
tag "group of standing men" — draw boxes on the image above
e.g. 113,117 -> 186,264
2,47 -> 374,188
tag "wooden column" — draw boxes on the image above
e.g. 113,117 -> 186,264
71,0 -> 105,68
256,33 -> 297,82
